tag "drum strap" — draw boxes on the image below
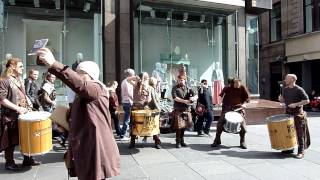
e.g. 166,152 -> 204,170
8,76 -> 32,109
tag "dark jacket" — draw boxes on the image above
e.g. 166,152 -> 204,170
198,87 -> 213,110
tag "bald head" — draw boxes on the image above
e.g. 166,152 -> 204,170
284,74 -> 297,86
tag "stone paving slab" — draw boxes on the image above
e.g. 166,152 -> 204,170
142,162 -> 204,180
0,113 -> 319,180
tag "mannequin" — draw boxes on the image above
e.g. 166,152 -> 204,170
1,53 -> 13,74
5,53 -> 13,60
72,52 -> 83,70
212,62 -> 224,81
212,62 -> 224,105
152,62 -> 168,98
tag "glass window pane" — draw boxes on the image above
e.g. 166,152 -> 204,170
135,5 -> 234,99
246,16 -> 259,94
305,5 -> 313,32
270,3 -> 281,42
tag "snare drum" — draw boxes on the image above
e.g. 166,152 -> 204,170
19,111 -> 52,156
266,114 -> 297,150
223,111 -> 244,134
131,110 -> 160,137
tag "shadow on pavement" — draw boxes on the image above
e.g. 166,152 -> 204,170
0,163 -> 32,174
40,152 -> 65,164
189,143 -> 232,152
208,150 -> 294,159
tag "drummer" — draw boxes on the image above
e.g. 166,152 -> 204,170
278,74 -> 310,159
211,78 -> 250,149
0,58 -> 40,171
127,72 -> 162,149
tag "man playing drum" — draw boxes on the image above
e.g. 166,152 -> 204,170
278,74 -> 310,159
127,72 -> 162,149
171,75 -> 197,148
0,58 -> 40,171
211,78 -> 250,149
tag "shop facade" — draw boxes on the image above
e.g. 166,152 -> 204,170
105,0 -> 270,98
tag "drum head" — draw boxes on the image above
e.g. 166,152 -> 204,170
224,112 -> 244,123
19,111 -> 51,121
266,114 -> 292,122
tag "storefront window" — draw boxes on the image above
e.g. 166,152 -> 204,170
134,3 -> 238,98
2,1 -> 102,105
246,15 -> 259,95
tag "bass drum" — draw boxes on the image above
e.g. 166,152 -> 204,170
131,110 -> 160,137
19,111 -> 52,156
266,114 -> 297,150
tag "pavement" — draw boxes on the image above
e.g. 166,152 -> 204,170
1,112 -> 320,180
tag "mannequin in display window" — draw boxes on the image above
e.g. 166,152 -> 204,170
72,52 -> 83,71
152,62 -> 168,98
212,62 -> 224,105
1,54 -> 13,75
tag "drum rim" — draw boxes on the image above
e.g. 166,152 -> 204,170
19,111 -> 51,121
20,146 -> 52,156
224,111 -> 244,123
266,114 -> 293,122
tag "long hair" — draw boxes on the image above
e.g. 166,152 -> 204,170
0,58 -> 22,80
137,72 -> 148,95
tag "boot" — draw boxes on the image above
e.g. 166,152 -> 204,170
180,129 -> 188,147
176,130 -> 181,148
153,135 -> 162,149
240,135 -> 247,149
22,156 -> 41,166
211,138 -> 221,147
5,161 -> 19,171
128,135 -> 136,149
4,147 -> 20,171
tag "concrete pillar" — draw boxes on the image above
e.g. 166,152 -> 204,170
119,0 -> 132,81
237,8 -> 246,84
103,0 -> 116,82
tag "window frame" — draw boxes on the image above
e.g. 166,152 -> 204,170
304,0 -> 320,32
269,2 -> 281,43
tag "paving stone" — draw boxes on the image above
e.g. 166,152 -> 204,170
187,160 -> 241,178
142,162 -> 204,180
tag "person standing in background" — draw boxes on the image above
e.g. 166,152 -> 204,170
120,69 -> 135,140
107,80 -> 121,137
25,69 -> 40,110
195,79 -> 214,136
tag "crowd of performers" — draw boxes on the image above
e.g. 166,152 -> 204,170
116,65 -> 311,161
0,48 -> 311,180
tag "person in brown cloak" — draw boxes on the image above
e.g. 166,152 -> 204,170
37,48 -> 120,180
0,58 -> 40,171
279,74 -> 310,159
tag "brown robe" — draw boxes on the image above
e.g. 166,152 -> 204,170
48,62 -> 120,180
0,76 -> 28,151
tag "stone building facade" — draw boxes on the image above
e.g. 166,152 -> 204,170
259,0 -> 320,100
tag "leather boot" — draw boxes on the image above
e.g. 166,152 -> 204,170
211,138 -> 221,147
129,135 -> 136,149
180,129 -> 188,147
240,135 -> 247,149
22,156 -> 41,166
4,146 -> 20,171
153,135 -> 162,149
176,130 -> 181,148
